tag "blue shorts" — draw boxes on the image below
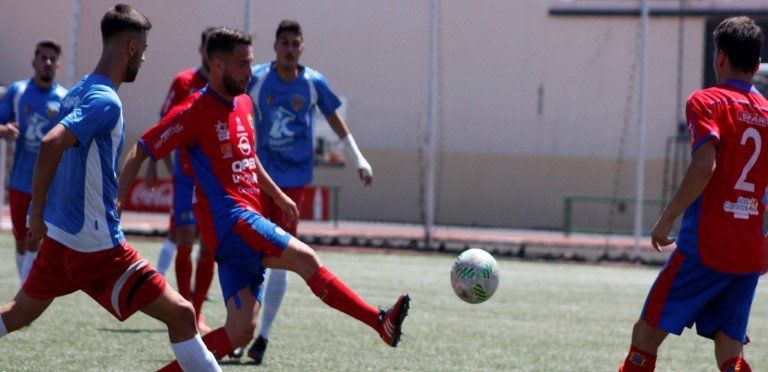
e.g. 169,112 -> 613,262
641,250 -> 759,344
215,210 -> 293,308
172,172 -> 196,227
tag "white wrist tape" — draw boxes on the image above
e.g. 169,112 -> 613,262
342,134 -> 372,177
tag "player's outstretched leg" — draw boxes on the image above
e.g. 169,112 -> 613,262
248,268 -> 287,364
142,285 -> 220,371
714,332 -> 750,372
619,320 -> 667,372
0,290 -> 53,337
19,241 -> 40,283
262,238 -> 410,347
159,285 -> 260,371
192,245 -> 215,334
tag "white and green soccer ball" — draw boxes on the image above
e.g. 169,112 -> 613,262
450,248 -> 499,304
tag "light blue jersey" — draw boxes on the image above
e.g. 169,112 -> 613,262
248,62 -> 341,187
43,74 -> 125,252
0,79 -> 67,193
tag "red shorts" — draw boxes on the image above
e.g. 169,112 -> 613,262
259,187 -> 305,235
9,188 -> 31,241
22,237 -> 167,321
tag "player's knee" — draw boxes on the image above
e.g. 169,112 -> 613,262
176,227 -> 195,247
294,242 -> 321,270
228,318 -> 257,347
166,298 -> 197,333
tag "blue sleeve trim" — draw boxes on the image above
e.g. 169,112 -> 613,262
691,133 -> 718,155
137,139 -> 157,161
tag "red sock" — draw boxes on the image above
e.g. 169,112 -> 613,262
619,346 -> 656,372
306,266 -> 381,331
721,357 -> 751,372
174,245 -> 192,300
158,328 -> 233,371
192,248 -> 215,316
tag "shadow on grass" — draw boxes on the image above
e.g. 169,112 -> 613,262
97,328 -> 166,333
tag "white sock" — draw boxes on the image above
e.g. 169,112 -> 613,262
259,269 -> 288,339
20,251 -> 38,283
156,238 -> 176,276
15,252 -> 23,280
0,314 -> 7,337
171,334 -> 221,371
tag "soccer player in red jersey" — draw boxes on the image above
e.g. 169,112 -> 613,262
145,27 -> 217,334
620,17 -> 766,372
0,5 -> 220,370
117,28 -> 410,369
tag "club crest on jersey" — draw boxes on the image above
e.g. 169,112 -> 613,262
723,197 -> 759,219
266,95 -> 275,105
23,104 -> 31,114
291,95 -> 305,111
220,143 -> 233,159
216,121 -> 229,141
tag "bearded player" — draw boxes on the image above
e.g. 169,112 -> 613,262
620,16 -> 767,372
0,39 -> 68,283
0,5 -> 220,370
117,27 -> 410,369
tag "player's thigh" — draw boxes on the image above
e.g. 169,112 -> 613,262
261,237 -> 321,280
0,289 -> 53,331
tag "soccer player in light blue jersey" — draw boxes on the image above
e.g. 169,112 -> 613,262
0,5 -> 219,370
0,39 -> 67,283
242,20 -> 374,364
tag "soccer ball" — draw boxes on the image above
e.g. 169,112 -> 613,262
450,248 -> 499,304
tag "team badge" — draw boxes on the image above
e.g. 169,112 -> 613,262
291,95 -> 305,111
215,121 -> 229,141
23,105 -> 31,114
220,143 -> 233,158
46,102 -> 59,118
266,95 -> 275,105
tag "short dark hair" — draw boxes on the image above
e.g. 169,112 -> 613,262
35,39 -> 62,57
201,26 -> 216,48
100,4 -> 152,40
275,20 -> 302,40
714,16 -> 764,73
206,27 -> 252,59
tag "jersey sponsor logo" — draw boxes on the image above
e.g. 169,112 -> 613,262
268,106 -> 296,149
723,196 -> 759,219
236,117 -> 245,131
62,95 -> 81,110
154,123 -> 183,150
237,185 -> 258,195
231,158 -> 257,173
232,171 -> 257,184
237,134 -> 252,155
24,112 -> 49,152
737,110 -> 768,127
216,121 -> 229,141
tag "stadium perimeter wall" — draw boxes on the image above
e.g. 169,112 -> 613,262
0,1 -> 748,230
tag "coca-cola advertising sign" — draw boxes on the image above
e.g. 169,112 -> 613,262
124,179 -> 173,213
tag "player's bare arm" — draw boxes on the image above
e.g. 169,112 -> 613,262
27,124 -> 79,242
254,154 -> 298,222
650,141 -> 716,251
117,143 -> 150,215
143,156 -> 174,187
327,111 -> 373,186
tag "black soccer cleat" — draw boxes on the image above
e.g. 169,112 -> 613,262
247,336 -> 268,365
378,293 -> 411,347
229,347 -> 244,359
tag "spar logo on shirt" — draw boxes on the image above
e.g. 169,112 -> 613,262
737,110 -> 768,127
723,197 -> 759,219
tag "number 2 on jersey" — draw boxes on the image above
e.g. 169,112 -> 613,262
735,127 -> 761,192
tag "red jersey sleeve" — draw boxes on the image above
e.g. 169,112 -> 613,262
686,93 -> 720,153
140,99 -> 199,161
159,74 -> 189,118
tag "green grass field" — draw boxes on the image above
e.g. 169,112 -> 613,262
0,234 -> 767,371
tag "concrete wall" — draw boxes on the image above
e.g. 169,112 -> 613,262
0,1 -> 735,230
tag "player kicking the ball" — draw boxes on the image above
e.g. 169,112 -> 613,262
117,27 -> 410,370
620,16 -> 767,372
0,5 -> 220,371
